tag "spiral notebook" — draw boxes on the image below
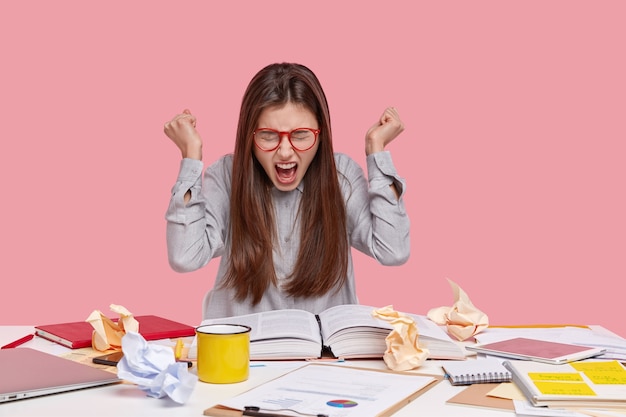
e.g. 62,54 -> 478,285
442,357 -> 512,386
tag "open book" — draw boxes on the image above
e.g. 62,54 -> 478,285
193,304 -> 466,360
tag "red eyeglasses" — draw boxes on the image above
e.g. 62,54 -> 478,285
253,128 -> 320,152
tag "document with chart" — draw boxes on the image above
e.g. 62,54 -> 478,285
204,363 -> 441,417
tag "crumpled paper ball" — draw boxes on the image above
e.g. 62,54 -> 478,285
427,278 -> 489,341
86,304 -> 139,351
117,331 -> 197,404
372,305 -> 429,371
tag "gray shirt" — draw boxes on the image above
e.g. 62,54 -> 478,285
165,151 -> 410,319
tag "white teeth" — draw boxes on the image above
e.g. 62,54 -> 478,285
276,162 -> 296,169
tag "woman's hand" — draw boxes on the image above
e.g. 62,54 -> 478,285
365,107 -> 405,155
163,109 -> 203,160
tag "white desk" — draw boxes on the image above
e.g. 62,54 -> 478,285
0,325 -> 516,417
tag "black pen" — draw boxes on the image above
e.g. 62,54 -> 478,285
242,409 -> 283,417
243,406 -> 328,417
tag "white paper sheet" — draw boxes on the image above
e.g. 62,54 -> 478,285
219,363 -> 437,417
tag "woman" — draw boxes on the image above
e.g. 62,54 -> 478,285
164,62 -> 410,319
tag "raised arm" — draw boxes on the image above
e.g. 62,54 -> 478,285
163,109 -> 229,272
339,107 -> 410,265
365,107 -> 405,199
164,109 -> 203,203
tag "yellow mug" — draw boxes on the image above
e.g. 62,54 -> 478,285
195,324 -> 251,384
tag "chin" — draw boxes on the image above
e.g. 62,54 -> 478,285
273,178 -> 301,192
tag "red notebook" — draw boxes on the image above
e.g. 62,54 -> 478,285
34,315 -> 196,349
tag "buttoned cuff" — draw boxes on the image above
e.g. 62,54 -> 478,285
177,158 -> 204,182
366,151 -> 406,197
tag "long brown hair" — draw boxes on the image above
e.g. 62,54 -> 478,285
224,63 -> 349,304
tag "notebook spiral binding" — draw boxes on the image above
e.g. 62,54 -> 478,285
450,371 -> 512,386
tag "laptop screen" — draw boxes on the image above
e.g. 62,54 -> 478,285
0,348 -> 120,402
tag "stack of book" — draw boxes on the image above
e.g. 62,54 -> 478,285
504,359 -> 626,409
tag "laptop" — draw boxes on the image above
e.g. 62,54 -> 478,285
0,348 -> 121,403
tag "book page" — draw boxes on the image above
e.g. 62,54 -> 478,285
319,305 -> 457,342
318,305 -> 459,343
318,304 -> 390,340
316,304 -> 465,359
203,309 -> 321,343
407,314 -> 457,342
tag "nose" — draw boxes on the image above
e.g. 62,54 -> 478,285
276,132 -> 294,156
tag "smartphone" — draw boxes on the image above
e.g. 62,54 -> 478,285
92,351 -> 124,366
92,351 -> 193,367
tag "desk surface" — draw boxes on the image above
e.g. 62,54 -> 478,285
0,325 -> 618,417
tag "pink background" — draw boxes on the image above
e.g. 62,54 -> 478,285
1,2 -> 624,336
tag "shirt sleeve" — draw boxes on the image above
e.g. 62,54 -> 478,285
340,151 -> 410,265
165,157 -> 231,272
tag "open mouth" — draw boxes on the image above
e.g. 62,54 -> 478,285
275,162 -> 297,184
